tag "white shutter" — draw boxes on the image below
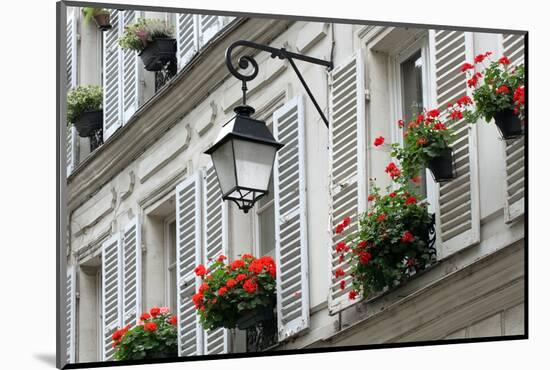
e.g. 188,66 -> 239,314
66,125 -> 78,175
176,14 -> 199,70
66,265 -> 76,364
66,11 -> 77,90
101,234 -> 122,361
121,10 -> 139,124
198,15 -> 223,47
103,10 -> 121,139
429,30 -> 480,258
273,96 -> 310,340
501,33 -> 525,223
176,173 -> 204,356
202,165 -> 230,354
327,52 -> 367,314
122,216 -> 142,326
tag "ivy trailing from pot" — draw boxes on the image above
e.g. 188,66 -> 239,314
112,306 -> 178,360
192,254 -> 276,330
118,18 -> 176,72
334,183 -> 436,300
82,7 -> 112,31
67,85 -> 103,137
460,52 -> 525,139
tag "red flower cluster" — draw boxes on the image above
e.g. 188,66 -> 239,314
496,85 -> 510,94
405,196 -> 417,205
385,162 -> 401,178
194,264 -> 207,277
474,51 -> 492,64
243,279 -> 258,293
499,56 -> 510,65
144,322 -> 158,332
373,136 -> 385,146
112,324 -> 131,347
401,231 -> 414,243
348,290 -> 358,300
416,137 -> 428,146
359,251 -> 372,265
334,216 -> 351,234
460,62 -> 475,72
398,119 -> 405,128
467,72 -> 482,88
334,267 -> 345,278
456,95 -> 473,107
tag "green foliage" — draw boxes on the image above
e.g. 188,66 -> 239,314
81,7 -> 109,25
193,255 -> 276,330
118,18 -> 174,52
463,58 -> 525,123
67,85 -> 102,124
341,183 -> 435,298
113,308 -> 177,361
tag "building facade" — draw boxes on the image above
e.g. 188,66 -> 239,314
63,5 -> 526,365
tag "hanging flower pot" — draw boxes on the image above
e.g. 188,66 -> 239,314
493,108 -> 524,140
73,110 -> 103,137
192,254 -> 277,331
427,146 -> 455,182
138,38 -> 177,72
67,85 -> 103,138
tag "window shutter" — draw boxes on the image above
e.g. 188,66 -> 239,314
66,125 -> 78,175
327,52 -> 367,315
66,11 -> 77,90
122,216 -> 142,326
198,15 -> 223,47
103,10 -> 121,140
66,265 -> 76,364
501,33 -> 525,224
121,10 -> 139,124
101,234 -> 122,361
202,165 -> 230,354
273,96 -> 310,340
176,173 -> 204,356
176,14 -> 199,70
429,30 -> 480,259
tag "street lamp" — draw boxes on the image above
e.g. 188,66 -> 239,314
204,40 -> 332,213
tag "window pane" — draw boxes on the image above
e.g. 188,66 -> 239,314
401,50 -> 427,199
168,221 -> 177,313
258,204 -> 275,257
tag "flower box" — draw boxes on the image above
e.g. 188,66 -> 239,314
236,298 -> 275,330
138,38 -> 177,72
493,108 -> 524,140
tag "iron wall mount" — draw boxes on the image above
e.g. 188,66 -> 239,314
225,40 -> 333,127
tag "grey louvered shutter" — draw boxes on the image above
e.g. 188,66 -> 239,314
121,10 -> 139,124
66,11 -> 77,91
122,216 -> 142,326
273,96 -> 310,340
501,33 -> 525,223
102,234 -> 122,361
176,173 -> 204,356
66,125 -> 78,175
176,14 -> 199,70
103,10 -> 121,139
66,265 -> 76,364
198,15 -> 222,47
202,165 -> 230,354
327,52 -> 367,314
429,30 -> 480,259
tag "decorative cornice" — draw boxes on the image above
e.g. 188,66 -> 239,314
73,188 -> 117,238
68,18 -> 293,213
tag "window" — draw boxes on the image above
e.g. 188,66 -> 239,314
165,218 -> 178,313
254,121 -> 276,258
391,36 -> 435,210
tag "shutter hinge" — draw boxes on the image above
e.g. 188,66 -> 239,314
76,292 -> 80,300
365,89 -> 371,101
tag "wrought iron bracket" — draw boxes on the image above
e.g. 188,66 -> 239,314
226,40 -> 333,127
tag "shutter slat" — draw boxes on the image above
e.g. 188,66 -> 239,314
103,10 -> 121,139
274,96 -> 310,341
102,234 -> 122,361
176,174 -> 204,356
430,30 -> 480,258
177,14 -> 198,69
202,165 -> 230,354
122,217 -> 141,326
502,34 -> 525,223
66,265 -> 76,363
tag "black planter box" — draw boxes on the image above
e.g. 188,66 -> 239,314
493,108 -> 524,140
139,38 -> 177,72
73,110 -> 103,138
427,147 -> 455,183
236,300 -> 275,330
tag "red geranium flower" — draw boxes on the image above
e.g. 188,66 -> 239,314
199,282 -> 210,293
335,223 -> 345,234
427,109 -> 440,118
144,322 -> 158,332
339,280 -> 346,290
401,231 -> 414,243
450,110 -> 463,120
405,196 -> 417,205
248,260 -> 264,274
230,259 -> 245,270
460,62 -> 475,72
339,254 -> 345,263
389,192 -> 396,198
513,86 -> 525,105
241,253 -> 254,260
192,292 -> 204,308
217,255 -> 227,262
416,114 -> 425,123
456,95 -> 473,106
243,279 -> 258,293
169,315 -> 177,325
358,240 -> 368,249
348,290 -> 358,300
236,273 -> 247,282
368,194 -> 375,202
334,267 -> 345,278
218,287 -> 228,296
342,216 -> 351,227
499,56 -> 510,65
194,264 -> 207,277
496,85 -> 510,94
335,241 -> 348,253
411,175 -> 422,183
359,251 -> 372,264
416,137 -> 428,146
150,306 -> 161,317
226,279 -> 237,288
140,312 -> 151,321
377,214 -> 386,222
398,119 -> 405,128
474,53 -> 487,63
385,162 -> 401,178
373,136 -> 385,146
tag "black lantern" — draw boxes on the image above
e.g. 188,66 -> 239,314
205,105 -> 284,213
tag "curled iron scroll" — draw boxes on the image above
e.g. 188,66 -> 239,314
225,41 -> 261,83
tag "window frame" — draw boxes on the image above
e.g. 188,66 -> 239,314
163,215 -> 177,313
388,34 -> 437,213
